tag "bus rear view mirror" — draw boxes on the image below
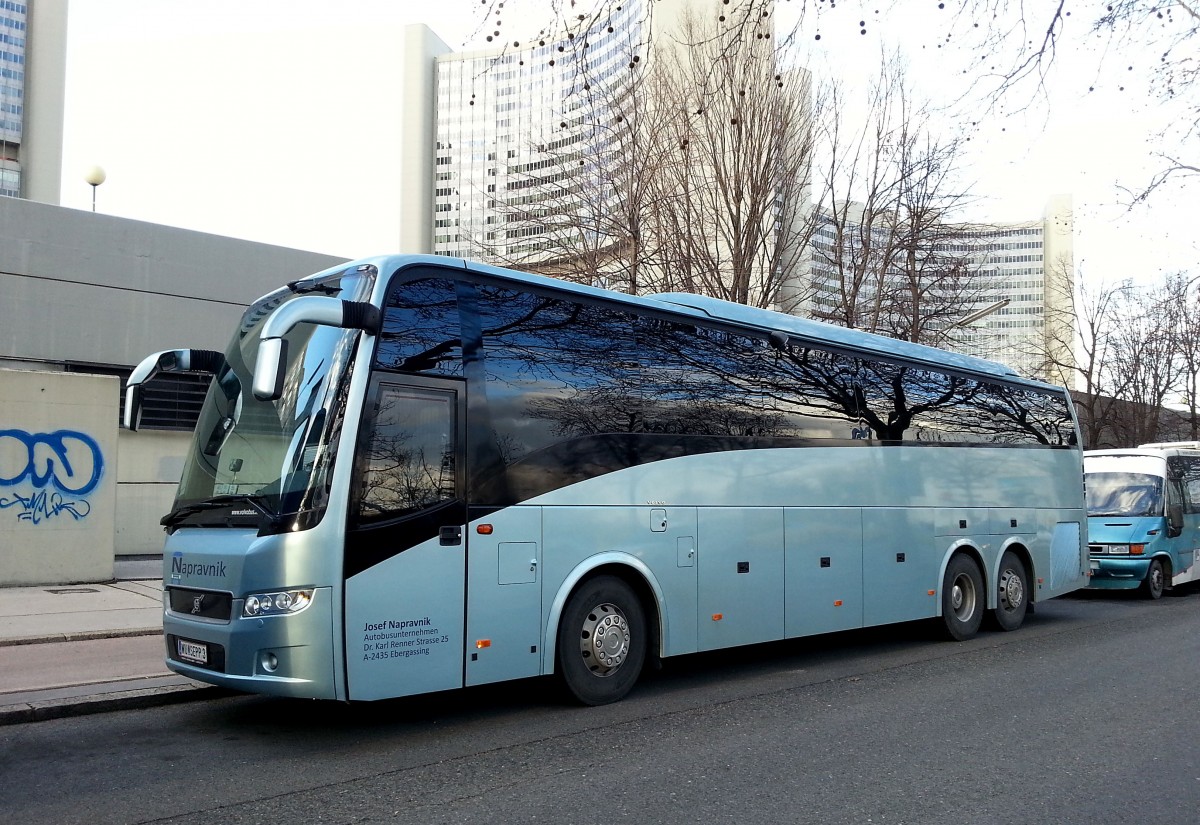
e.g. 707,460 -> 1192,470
252,297 -> 382,401
124,348 -> 224,431
1168,502 -> 1185,538
252,338 -> 288,401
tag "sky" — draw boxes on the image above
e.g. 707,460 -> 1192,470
58,0 -> 1196,286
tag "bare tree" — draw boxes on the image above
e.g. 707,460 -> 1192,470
1161,271 -> 1200,439
808,50 -> 990,345
1025,271 -> 1132,448
474,1 -> 817,309
644,6 -> 818,309
1107,283 -> 1182,445
475,65 -> 670,295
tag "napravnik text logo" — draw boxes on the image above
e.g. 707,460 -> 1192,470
171,551 -> 228,579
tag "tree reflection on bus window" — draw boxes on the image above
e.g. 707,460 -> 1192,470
375,278 -> 462,376
359,385 -> 456,520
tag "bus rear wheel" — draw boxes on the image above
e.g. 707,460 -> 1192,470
992,550 -> 1029,632
940,554 -> 984,641
556,575 -> 647,706
1141,558 -> 1166,600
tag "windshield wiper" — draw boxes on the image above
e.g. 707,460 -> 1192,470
161,494 -> 274,527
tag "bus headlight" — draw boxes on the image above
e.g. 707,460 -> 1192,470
243,589 -> 314,617
1099,544 -> 1143,556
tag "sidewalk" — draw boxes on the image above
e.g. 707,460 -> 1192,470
0,559 -> 224,725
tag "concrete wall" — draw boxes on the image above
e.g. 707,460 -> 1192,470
1,198 -> 347,364
22,0 -> 70,204
115,429 -> 189,567
0,369 -> 117,585
1,197 -> 347,582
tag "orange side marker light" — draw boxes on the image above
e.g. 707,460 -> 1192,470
712,613 -> 723,622
476,639 -> 491,649
833,600 -> 843,607
477,524 -> 494,535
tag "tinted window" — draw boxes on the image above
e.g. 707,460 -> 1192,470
359,385 -> 457,520
476,286 -> 641,459
637,319 -> 784,436
375,278 -> 462,375
767,345 -> 867,440
749,342 -> 1076,446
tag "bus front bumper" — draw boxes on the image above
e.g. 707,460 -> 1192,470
163,586 -> 337,699
1087,557 -> 1152,590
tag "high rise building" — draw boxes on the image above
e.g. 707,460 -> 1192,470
0,0 -> 67,203
806,196 -> 1074,383
432,0 -> 649,262
430,0 -> 805,310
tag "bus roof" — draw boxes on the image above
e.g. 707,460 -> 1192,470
330,255 -> 1053,391
648,291 -> 1026,385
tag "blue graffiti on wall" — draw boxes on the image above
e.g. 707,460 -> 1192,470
0,429 -> 103,524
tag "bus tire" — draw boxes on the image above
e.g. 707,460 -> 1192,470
940,554 -> 984,641
1142,558 -> 1166,600
556,575 -> 647,706
992,550 -> 1029,632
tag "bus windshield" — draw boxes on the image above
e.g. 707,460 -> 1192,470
1086,472 -> 1164,518
166,266 -> 377,531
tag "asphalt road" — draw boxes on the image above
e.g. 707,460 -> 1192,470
2,588 -> 1198,825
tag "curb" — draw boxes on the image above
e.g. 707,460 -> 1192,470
0,679 -> 231,726
0,628 -> 162,648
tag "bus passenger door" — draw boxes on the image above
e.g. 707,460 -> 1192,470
344,379 -> 468,701
465,505 -> 542,686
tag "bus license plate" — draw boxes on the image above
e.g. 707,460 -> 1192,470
177,639 -> 208,665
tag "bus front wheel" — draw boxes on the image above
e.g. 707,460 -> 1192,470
1142,558 -> 1166,600
992,550 -> 1029,632
556,575 -> 647,706
940,554 -> 984,641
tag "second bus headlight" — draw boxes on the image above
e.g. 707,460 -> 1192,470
243,589 -> 314,617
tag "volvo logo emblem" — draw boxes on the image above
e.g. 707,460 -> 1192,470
191,595 -> 204,615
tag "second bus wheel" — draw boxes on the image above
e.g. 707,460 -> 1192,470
940,554 -> 984,641
556,575 -> 647,706
992,550 -> 1030,632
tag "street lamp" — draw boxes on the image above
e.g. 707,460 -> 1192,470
84,165 -> 106,212
955,298 -> 1010,327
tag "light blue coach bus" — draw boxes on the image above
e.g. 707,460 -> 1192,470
124,255 -> 1088,705
1084,444 -> 1200,599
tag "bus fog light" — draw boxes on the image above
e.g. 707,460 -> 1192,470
242,589 -> 315,618
262,652 -> 279,672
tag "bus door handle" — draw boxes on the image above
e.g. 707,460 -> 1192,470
439,526 -> 462,546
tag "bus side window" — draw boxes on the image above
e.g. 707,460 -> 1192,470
359,385 -> 457,519
1170,456 -> 1200,515
375,278 -> 462,376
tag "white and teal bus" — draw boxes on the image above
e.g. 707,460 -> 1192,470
1084,443 -> 1200,599
125,255 -> 1088,705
